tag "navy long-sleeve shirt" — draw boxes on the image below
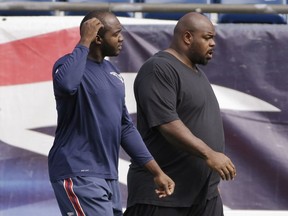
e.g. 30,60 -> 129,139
48,45 -> 153,182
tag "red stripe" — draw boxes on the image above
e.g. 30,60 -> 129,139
64,178 -> 86,216
0,27 -> 79,86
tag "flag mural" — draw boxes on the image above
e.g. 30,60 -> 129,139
0,16 -> 287,216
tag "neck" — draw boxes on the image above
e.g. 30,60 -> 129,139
88,55 -> 104,63
165,48 -> 197,71
88,45 -> 105,63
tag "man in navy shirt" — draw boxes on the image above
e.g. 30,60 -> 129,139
48,11 -> 174,216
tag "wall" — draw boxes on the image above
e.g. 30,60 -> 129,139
0,16 -> 287,215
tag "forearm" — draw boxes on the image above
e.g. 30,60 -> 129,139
121,124 -> 154,166
78,38 -> 92,48
157,119 -> 213,159
121,104 -> 154,165
158,119 -> 236,180
143,159 -> 165,177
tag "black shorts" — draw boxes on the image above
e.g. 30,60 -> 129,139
124,195 -> 224,216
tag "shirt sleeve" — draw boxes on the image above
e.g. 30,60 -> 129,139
135,59 -> 179,128
53,44 -> 89,96
120,104 -> 154,166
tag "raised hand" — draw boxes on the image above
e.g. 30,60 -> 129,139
79,18 -> 104,48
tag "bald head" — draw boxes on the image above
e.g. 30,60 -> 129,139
174,12 -> 213,37
169,12 -> 215,51
168,12 -> 216,67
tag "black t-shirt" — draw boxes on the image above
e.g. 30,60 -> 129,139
127,51 -> 224,207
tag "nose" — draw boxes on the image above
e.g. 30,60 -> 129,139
119,33 -> 124,42
210,38 -> 216,47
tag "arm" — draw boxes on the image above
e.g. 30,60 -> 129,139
121,106 -> 175,197
157,119 -> 236,181
78,18 -> 103,48
53,18 -> 103,95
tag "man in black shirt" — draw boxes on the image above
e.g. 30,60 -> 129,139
124,12 -> 236,216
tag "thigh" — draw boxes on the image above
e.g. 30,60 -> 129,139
187,195 -> 224,216
124,204 -> 189,216
124,196 -> 223,216
52,176 -> 122,216
202,195 -> 224,216
106,179 -> 123,216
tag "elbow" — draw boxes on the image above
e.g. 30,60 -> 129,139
61,83 -> 78,95
53,76 -> 78,95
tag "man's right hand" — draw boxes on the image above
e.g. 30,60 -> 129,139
79,18 -> 103,48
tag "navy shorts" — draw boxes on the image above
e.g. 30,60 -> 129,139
124,195 -> 224,216
51,176 -> 122,216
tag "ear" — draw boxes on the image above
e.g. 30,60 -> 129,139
95,35 -> 102,45
183,31 -> 193,45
